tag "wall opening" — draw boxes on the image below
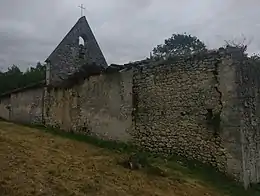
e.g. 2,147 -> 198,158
78,36 -> 86,59
78,36 -> 85,46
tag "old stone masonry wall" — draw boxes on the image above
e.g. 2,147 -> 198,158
132,52 -> 230,174
43,71 -> 133,142
234,55 -> 260,187
0,49 -> 259,188
0,87 -> 43,124
130,49 -> 260,188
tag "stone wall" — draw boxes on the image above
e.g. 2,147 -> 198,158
0,96 -> 10,120
1,49 -> 260,188
44,71 -> 133,142
235,56 -> 260,187
0,88 -> 44,124
0,88 -> 43,124
132,53 -> 230,172
129,50 -> 260,188
218,55 -> 244,181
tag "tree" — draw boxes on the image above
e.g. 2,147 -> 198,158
152,33 -> 207,59
0,62 -> 46,95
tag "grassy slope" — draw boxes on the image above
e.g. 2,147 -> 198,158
0,121 -> 258,196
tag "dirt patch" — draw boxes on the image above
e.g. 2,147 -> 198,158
0,122 -> 223,196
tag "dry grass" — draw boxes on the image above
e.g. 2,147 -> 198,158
0,121 -> 231,196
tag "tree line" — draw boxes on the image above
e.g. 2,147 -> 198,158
0,62 -> 45,95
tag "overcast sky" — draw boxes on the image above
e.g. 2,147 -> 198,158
0,0 -> 259,71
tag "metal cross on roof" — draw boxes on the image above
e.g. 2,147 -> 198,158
78,4 -> 86,17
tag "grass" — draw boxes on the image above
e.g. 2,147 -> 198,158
29,123 -> 260,196
31,124 -> 260,196
28,123 -> 138,153
165,156 -> 260,196
0,120 -> 259,195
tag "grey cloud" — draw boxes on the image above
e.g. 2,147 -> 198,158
0,0 -> 259,70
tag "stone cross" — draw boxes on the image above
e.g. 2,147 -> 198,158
78,4 -> 86,17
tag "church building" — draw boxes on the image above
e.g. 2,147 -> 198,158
45,16 -> 108,87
